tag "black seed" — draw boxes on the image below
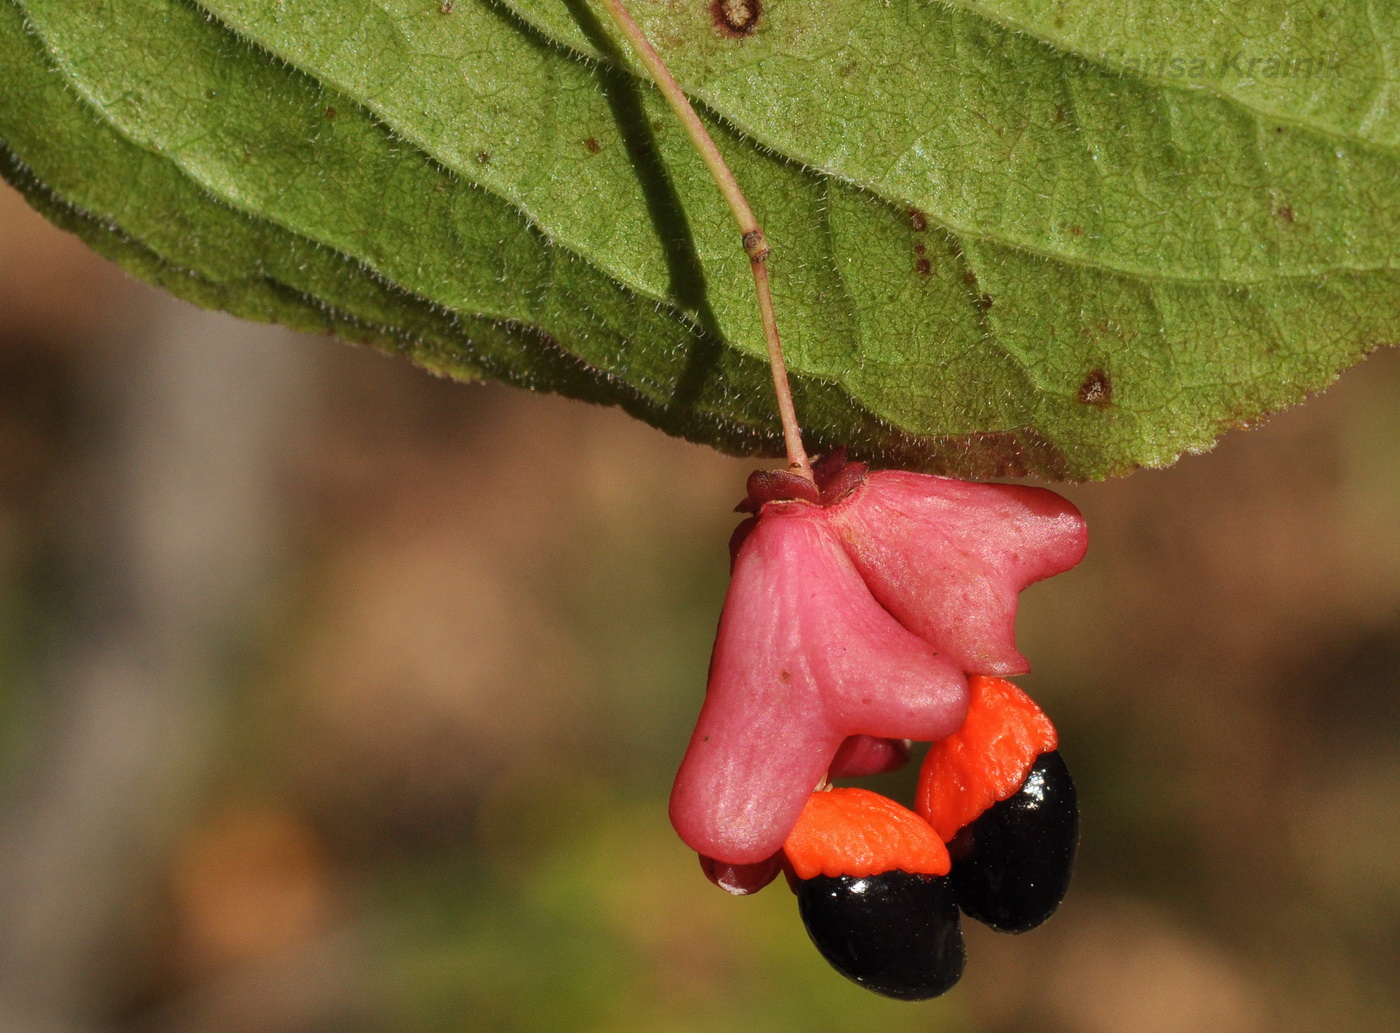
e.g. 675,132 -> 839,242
949,749 -> 1078,933
796,871 -> 965,1000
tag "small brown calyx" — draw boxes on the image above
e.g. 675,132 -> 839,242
811,446 -> 868,505
737,468 -> 821,512
735,448 -> 868,513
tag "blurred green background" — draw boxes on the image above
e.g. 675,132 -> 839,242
1,177 -> 1398,1033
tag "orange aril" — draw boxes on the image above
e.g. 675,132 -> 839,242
783,787 -> 950,880
916,675 -> 1057,842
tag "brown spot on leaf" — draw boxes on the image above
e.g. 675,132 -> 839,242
323,107 -> 337,121
963,271 -> 978,289
909,207 -> 928,232
439,0 -> 453,12
1069,225 -> 1083,236
978,294 -> 993,310
712,0 -> 761,37
583,137 -> 602,155
914,241 -> 931,276
1054,105 -> 1067,123
1078,368 -> 1112,407
476,151 -> 491,164
1275,205 -> 1295,224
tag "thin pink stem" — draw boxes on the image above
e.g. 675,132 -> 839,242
595,0 -> 812,479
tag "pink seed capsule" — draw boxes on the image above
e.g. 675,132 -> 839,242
670,503 -> 969,865
827,471 -> 1087,675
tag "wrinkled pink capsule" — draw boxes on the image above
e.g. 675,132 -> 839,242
827,472 -> 1088,675
670,504 -> 969,865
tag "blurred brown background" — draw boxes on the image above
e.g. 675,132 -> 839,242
1,177 -> 1397,1033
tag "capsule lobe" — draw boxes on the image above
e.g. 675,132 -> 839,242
795,871 -> 965,1000
949,749 -> 1078,933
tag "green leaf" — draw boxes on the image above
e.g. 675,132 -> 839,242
2,0 -> 1397,479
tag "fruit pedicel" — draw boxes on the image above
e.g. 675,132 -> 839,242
670,452 -> 1087,1000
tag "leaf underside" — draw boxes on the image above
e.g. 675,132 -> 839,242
2,0 -> 1397,479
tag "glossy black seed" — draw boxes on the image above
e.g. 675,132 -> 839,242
795,871 -> 965,1000
949,749 -> 1078,933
